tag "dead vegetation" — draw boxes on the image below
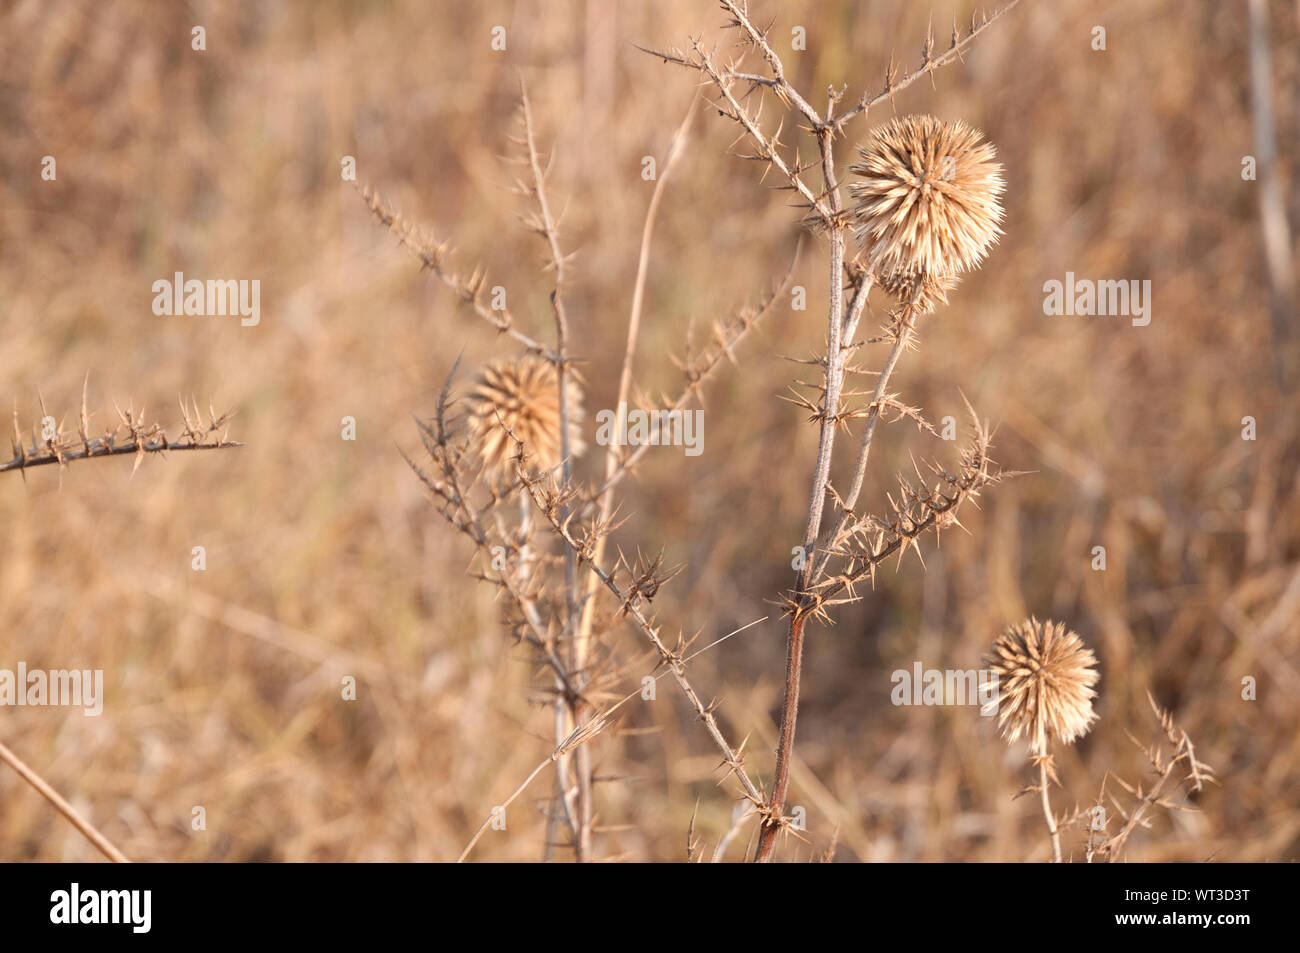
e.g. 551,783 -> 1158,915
0,0 -> 1294,863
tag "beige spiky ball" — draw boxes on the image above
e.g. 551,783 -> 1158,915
984,617 -> 1099,756
464,356 -> 584,483
849,114 -> 1005,308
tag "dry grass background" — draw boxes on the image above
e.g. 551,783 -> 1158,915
1,0 -> 1297,861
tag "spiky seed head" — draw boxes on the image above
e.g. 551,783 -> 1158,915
984,618 -> 1099,756
464,356 -> 584,483
875,268 -> 959,315
849,114 -> 1005,281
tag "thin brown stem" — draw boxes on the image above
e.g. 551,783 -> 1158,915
577,243 -> 799,517
1039,757 -> 1062,863
578,95 -> 697,703
0,740 -> 130,863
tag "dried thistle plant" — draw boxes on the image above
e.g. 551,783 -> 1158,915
369,74 -> 781,862
986,623 -> 1214,863
986,618 -> 1100,756
985,617 -> 1098,863
646,0 -> 1021,861
1084,693 -> 1215,863
370,0 -> 1024,863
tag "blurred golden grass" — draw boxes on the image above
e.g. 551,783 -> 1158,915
1,0 -> 1296,861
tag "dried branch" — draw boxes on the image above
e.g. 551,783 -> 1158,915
580,239 -> 799,516
518,464 -> 768,814
514,76 -> 593,862
3,384 -> 240,476
0,740 -> 130,863
1090,693 -> 1215,861
357,184 -> 556,360
831,0 -> 1024,133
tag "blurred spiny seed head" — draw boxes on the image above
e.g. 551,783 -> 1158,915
984,617 -> 1099,756
464,356 -> 584,483
849,115 -> 1005,296
875,268 -> 959,315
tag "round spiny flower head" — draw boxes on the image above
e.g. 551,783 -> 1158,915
849,114 -> 1005,282
464,356 -> 584,484
984,618 -> 1099,756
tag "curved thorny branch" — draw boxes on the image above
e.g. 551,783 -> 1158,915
797,409 -> 1003,622
357,183 -> 557,362
1083,693 -> 1215,863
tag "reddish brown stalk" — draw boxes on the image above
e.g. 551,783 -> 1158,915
754,65 -> 848,869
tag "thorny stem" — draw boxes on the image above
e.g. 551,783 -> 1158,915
4,390 -> 240,475
404,411 -> 587,854
696,0 -> 1019,861
519,78 -> 590,861
1099,695 -> 1212,862
829,0 -> 1023,133
405,421 -> 578,701
357,184 -> 557,361
812,299 -> 917,582
756,120 -> 845,863
521,469 -> 767,811
723,0 -> 851,862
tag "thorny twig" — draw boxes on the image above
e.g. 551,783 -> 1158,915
1088,693 -> 1215,862
3,381 -> 240,476
517,463 -> 769,814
